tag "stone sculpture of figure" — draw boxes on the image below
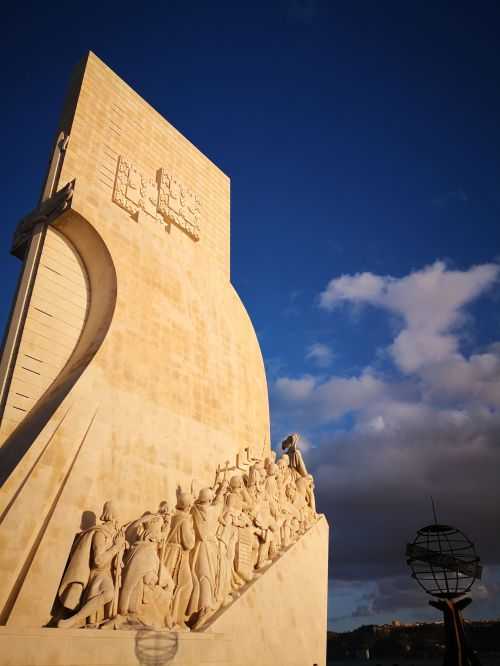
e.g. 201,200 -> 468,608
285,483 -> 302,541
264,451 -> 277,471
295,477 -> 316,532
216,499 -> 238,605
117,516 -> 173,629
162,491 -> 196,631
119,517 -> 162,615
263,462 -> 284,551
229,499 -> 253,589
264,463 -> 280,507
305,474 -> 317,514
187,482 -> 227,629
157,500 -> 171,530
277,453 -> 292,490
250,466 -> 280,568
242,466 -> 277,569
277,453 -> 294,517
252,459 -> 267,484
226,475 -> 253,511
281,433 -> 308,478
222,478 -> 254,590
245,469 -> 265,567
126,501 -> 171,545
280,482 -> 301,547
253,500 -> 278,569
126,513 -> 154,545
246,464 -> 264,508
57,501 -> 126,628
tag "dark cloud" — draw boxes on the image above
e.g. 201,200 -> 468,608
350,571 -> 500,622
353,577 -> 432,617
308,410 -> 500,583
352,604 -> 375,618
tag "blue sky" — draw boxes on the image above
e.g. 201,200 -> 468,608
1,1 -> 500,631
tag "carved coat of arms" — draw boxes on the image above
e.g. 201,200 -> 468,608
113,156 -> 200,241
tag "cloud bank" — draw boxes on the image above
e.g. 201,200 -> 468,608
319,260 -> 498,373
271,260 -> 500,624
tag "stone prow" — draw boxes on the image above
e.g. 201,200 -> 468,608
206,516 -> 329,666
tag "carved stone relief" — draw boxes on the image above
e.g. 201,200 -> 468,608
157,170 -> 201,241
112,156 -> 201,241
54,434 -> 319,632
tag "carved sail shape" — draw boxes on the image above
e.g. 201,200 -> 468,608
0,209 -> 117,491
0,227 -> 89,441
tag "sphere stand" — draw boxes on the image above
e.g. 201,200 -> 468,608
429,597 -> 481,666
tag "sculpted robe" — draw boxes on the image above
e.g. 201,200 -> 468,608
58,522 -> 117,621
288,444 -> 308,479
58,527 -> 98,611
220,492 -> 253,589
119,539 -> 173,628
163,510 -> 195,626
187,501 -> 223,616
119,540 -> 159,615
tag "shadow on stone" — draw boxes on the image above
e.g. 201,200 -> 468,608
134,630 -> 178,665
80,510 -> 97,530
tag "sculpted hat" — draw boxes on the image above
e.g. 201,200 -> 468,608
198,487 -> 213,503
176,492 -> 193,510
100,500 -> 118,522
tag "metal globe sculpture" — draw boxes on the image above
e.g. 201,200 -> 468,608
406,508 -> 483,665
406,523 -> 482,599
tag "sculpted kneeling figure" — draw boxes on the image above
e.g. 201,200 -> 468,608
116,515 -> 173,629
57,501 -> 126,628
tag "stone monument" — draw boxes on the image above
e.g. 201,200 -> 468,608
0,52 -> 329,665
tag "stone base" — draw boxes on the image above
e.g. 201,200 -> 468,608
0,627 -> 231,666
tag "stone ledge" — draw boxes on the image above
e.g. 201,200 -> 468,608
0,627 -> 232,666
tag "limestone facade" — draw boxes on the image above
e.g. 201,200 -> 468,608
0,52 -> 328,665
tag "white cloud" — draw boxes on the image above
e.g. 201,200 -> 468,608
315,372 -> 388,419
318,261 -> 499,373
306,342 -> 333,367
319,271 -> 385,308
274,369 -> 390,425
274,375 -> 316,401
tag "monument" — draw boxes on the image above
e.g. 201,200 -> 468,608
0,52 -> 328,665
